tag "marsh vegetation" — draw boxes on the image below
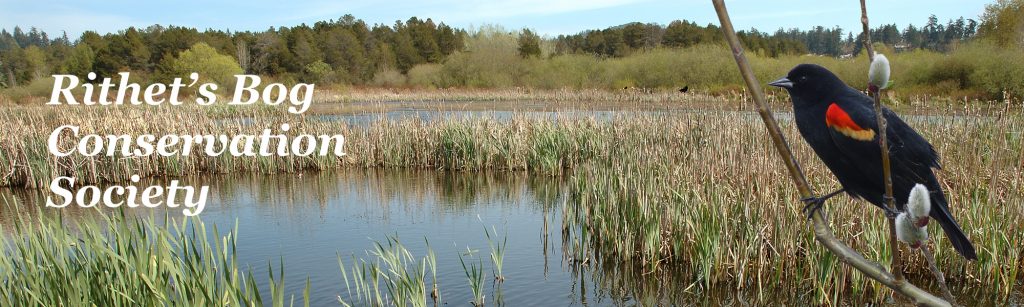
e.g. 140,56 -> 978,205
0,100 -> 1021,304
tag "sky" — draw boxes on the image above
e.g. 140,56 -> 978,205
0,0 -> 989,39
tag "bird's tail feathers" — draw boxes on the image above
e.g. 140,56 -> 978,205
931,195 -> 977,260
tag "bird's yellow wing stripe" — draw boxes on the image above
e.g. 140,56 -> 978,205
825,103 -> 876,141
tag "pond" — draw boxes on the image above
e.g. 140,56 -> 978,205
0,169 -> 754,306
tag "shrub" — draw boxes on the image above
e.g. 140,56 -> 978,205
371,68 -> 407,87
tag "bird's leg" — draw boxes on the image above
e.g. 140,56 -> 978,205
801,189 -> 845,219
881,195 -> 899,219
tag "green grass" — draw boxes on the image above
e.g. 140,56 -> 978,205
459,246 -> 486,306
483,224 -> 507,282
337,235 -> 430,307
0,201 -> 310,306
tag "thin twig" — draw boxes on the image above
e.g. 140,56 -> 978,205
860,0 -> 904,281
921,244 -> 958,305
710,0 -> 949,305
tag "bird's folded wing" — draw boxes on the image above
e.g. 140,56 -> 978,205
825,100 -> 941,187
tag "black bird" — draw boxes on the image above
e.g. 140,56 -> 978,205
679,85 -> 689,93
769,64 -> 977,260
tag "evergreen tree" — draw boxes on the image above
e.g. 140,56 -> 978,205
517,29 -> 542,58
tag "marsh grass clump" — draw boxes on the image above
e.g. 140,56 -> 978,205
0,201 -> 310,306
0,106 -> 611,189
482,225 -> 508,282
459,247 -> 486,306
337,235 -> 431,307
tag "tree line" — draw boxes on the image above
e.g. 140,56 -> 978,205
551,14 -> 980,58
0,15 -> 464,87
0,4 -> 1015,89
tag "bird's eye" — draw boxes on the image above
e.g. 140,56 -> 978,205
799,76 -> 808,82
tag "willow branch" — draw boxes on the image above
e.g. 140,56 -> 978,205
860,0 -> 905,282
922,244 -> 958,304
710,0 -> 948,305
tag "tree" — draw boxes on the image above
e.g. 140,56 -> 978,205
321,27 -> 366,82
407,17 -> 441,62
289,26 -> 323,67
436,23 -> 463,56
64,44 -> 95,77
303,60 -> 333,83
169,42 -> 243,87
22,46 -> 47,79
978,0 -> 1024,48
517,29 -> 541,58
622,22 -> 646,50
663,20 -> 694,48
391,25 -> 422,73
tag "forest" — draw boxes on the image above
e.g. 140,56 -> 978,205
0,0 -> 1021,102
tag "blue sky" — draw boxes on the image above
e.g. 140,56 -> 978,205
0,0 -> 987,39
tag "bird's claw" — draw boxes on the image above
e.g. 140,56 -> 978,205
800,196 -> 826,220
881,195 -> 900,219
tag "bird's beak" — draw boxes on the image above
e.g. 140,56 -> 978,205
768,77 -> 793,89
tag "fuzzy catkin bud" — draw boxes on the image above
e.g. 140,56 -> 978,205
908,184 -> 931,224
868,53 -> 890,90
896,184 -> 933,248
896,212 -> 928,248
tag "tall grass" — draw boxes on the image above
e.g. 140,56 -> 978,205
0,201 -> 310,306
0,105 -> 614,188
561,108 -> 1024,304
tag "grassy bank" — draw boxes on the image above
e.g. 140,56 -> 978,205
1,103 -> 1022,303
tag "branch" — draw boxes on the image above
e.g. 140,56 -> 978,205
710,0 -> 949,305
860,0 -> 906,282
922,244 -> 959,304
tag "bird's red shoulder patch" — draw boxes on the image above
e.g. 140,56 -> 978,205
825,103 -> 875,141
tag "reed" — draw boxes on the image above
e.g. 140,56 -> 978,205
321,87 -> 731,105
0,200 -> 310,306
337,235 -> 430,307
458,247 -> 486,306
561,107 -> 1024,304
483,225 -> 507,282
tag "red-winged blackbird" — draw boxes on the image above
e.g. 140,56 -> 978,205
769,64 -> 977,260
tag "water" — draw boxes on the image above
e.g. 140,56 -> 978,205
1,169 -> 734,306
